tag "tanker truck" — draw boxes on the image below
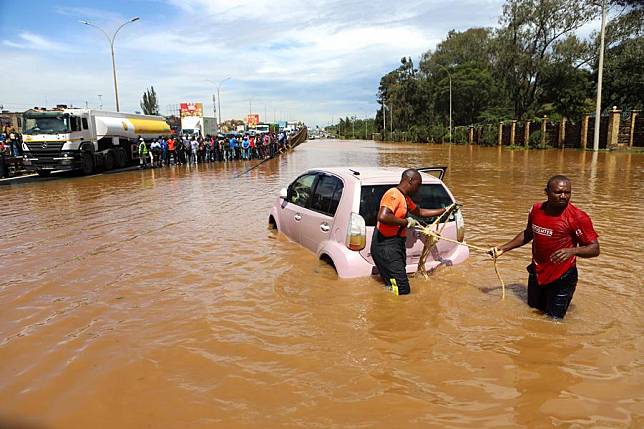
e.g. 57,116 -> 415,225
21,108 -> 171,176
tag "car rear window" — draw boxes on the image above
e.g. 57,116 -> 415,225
359,184 -> 454,226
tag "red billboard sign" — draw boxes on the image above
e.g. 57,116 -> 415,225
246,114 -> 260,126
180,102 -> 203,118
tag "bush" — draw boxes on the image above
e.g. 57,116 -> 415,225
529,130 -> 541,147
407,125 -> 431,143
429,124 -> 448,143
480,125 -> 499,146
453,127 -> 468,144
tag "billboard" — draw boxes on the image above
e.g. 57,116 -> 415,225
180,102 -> 203,118
246,114 -> 260,126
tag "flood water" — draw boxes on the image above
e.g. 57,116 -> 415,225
1,140 -> 642,428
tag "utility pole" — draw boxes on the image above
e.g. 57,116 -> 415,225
437,64 -> 452,143
212,94 -> 217,132
382,103 -> 387,140
593,0 -> 607,152
98,94 -> 103,110
352,116 -> 355,139
365,116 -> 368,140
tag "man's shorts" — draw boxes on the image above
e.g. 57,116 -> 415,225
370,229 -> 410,295
527,264 -> 578,319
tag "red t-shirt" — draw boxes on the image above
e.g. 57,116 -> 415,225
527,202 -> 598,285
377,187 -> 417,238
167,138 -> 175,151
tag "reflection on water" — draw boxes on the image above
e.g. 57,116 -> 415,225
0,140 -> 642,428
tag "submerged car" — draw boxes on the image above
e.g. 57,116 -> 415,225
268,167 -> 468,278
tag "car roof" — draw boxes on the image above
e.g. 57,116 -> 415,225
303,167 -> 444,184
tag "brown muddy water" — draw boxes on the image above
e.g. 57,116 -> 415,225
0,140 -> 642,428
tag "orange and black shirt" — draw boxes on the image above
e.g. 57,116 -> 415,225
376,187 -> 416,238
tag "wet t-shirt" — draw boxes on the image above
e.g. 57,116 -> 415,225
377,187 -> 416,238
528,202 -> 598,285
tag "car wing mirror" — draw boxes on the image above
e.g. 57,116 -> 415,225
279,187 -> 288,199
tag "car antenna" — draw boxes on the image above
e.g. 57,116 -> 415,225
349,169 -> 360,176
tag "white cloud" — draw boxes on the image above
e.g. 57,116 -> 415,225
2,32 -> 72,52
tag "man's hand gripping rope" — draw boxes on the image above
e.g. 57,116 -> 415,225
414,204 -> 507,299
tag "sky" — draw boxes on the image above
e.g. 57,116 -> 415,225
1,0 -> 506,127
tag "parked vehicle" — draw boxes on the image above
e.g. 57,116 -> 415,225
268,167 -> 468,278
21,108 -> 170,176
181,115 -> 217,138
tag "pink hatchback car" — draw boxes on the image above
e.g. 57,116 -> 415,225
268,167 -> 469,278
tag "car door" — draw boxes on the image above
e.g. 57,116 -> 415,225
299,174 -> 344,252
279,173 -> 318,243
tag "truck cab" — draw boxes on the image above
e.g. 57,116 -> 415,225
22,110 -> 95,176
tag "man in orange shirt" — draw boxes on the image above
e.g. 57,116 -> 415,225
167,136 -> 176,165
371,169 -> 447,295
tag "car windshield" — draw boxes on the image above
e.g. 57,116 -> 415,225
359,184 -> 454,226
23,115 -> 69,135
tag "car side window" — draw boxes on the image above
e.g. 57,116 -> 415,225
82,118 -> 89,130
310,174 -> 343,216
287,174 -> 317,207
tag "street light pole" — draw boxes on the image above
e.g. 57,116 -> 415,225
80,17 -> 140,112
593,0 -> 607,152
437,64 -> 452,143
382,102 -> 387,140
210,77 -> 230,126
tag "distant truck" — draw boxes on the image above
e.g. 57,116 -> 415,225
180,115 -> 217,138
21,108 -> 171,176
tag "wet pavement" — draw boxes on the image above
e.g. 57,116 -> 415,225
1,140 -> 642,428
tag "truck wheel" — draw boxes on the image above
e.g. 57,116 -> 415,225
37,170 -> 51,177
104,151 -> 114,171
115,148 -> 127,168
81,152 -> 94,175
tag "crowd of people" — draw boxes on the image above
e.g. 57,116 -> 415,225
1,125 -> 22,157
137,130 -> 291,168
0,126 -> 22,178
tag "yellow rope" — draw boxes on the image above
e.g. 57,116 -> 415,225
415,212 -> 506,299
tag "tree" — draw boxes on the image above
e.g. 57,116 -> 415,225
494,0 -> 598,118
140,86 -> 159,116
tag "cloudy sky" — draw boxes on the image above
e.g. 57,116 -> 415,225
1,0 -> 505,126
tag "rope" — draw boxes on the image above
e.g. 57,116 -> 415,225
414,208 -> 506,299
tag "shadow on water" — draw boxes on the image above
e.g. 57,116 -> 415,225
0,417 -> 49,429
479,282 -> 527,302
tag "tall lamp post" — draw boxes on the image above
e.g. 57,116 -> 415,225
207,76 -> 231,130
593,0 -> 607,152
217,77 -> 231,125
436,64 -> 452,143
80,17 -> 140,112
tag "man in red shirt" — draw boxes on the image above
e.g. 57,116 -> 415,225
371,169 -> 448,295
491,175 -> 600,319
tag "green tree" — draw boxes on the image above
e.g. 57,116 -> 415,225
495,0 -> 598,118
140,86 -> 159,116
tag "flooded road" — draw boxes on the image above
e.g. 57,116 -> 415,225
1,140 -> 642,428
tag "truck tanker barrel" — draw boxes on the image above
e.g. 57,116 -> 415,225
94,113 -> 171,141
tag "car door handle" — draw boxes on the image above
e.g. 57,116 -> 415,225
294,213 -> 302,221
320,223 -> 330,232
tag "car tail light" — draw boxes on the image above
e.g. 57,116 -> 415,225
455,209 -> 465,242
346,212 -> 366,251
